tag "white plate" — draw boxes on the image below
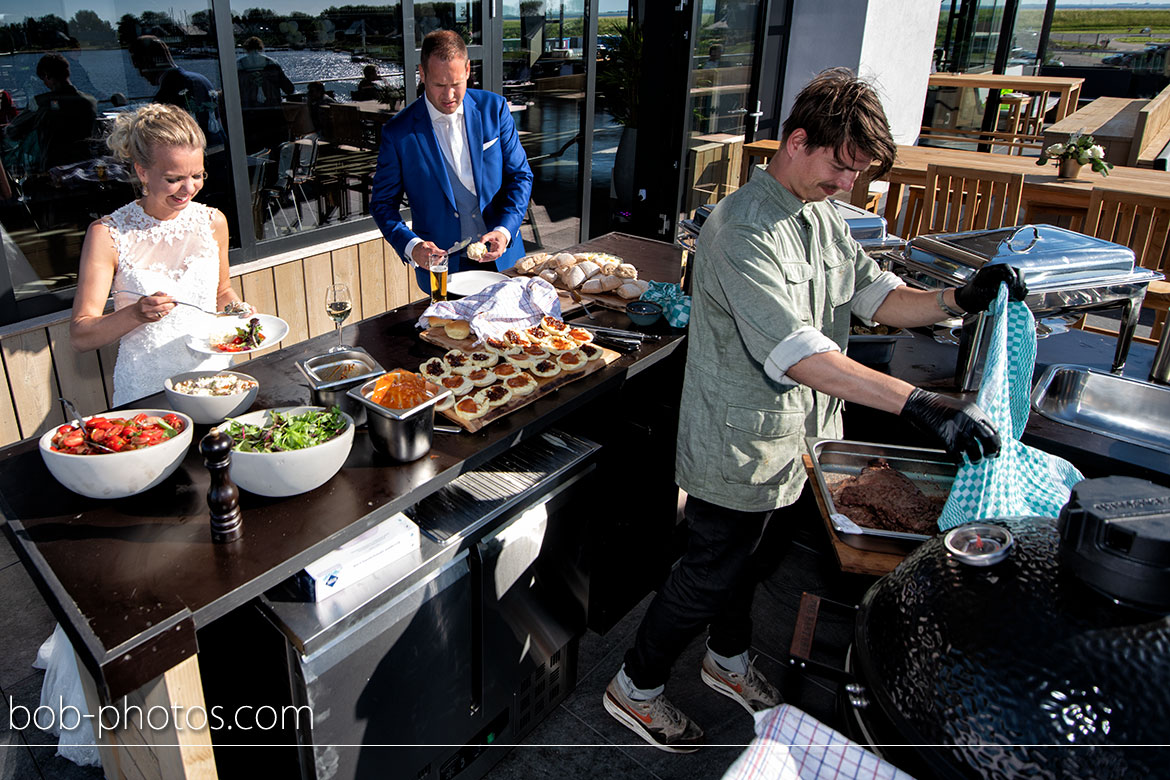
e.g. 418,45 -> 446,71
188,313 -> 289,355
447,270 -> 510,297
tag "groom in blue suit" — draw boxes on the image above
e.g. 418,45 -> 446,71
370,30 -> 534,293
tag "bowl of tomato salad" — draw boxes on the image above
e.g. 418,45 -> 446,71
39,410 -> 194,498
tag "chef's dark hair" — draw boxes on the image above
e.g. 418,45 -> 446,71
422,30 -> 468,69
782,68 -> 895,179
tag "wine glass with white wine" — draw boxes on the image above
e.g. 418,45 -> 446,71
324,284 -> 352,352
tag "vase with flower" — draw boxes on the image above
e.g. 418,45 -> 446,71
1036,132 -> 1113,179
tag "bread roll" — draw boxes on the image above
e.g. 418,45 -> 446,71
554,252 -> 577,268
444,320 -> 471,340
562,265 -> 587,290
539,268 -> 559,285
516,254 -> 545,274
633,279 -> 651,294
615,263 -> 638,280
581,278 -> 604,294
600,262 -> 620,276
466,241 -> 487,261
617,282 -> 643,300
599,275 -> 623,292
576,260 -> 600,279
427,316 -> 452,328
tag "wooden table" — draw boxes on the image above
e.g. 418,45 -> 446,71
1043,96 -> 1148,167
927,72 -> 1085,124
739,138 -> 779,186
851,143 -> 1170,231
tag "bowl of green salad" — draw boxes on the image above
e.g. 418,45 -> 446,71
215,406 -> 354,496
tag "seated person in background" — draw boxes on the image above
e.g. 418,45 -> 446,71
352,65 -> 382,101
306,80 -> 336,135
128,35 -> 225,146
6,53 -> 97,171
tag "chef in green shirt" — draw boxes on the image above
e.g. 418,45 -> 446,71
604,68 -> 1025,753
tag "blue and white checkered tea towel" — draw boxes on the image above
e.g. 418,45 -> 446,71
938,285 -> 1083,530
418,276 -> 562,345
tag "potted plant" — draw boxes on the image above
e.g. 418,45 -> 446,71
1037,131 -> 1113,179
597,22 -> 641,207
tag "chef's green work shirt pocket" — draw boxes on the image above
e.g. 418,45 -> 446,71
721,405 -> 804,487
822,239 -> 856,309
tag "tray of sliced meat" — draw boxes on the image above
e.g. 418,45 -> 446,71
806,438 -> 958,554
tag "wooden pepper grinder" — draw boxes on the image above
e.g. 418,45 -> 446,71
201,430 -> 242,543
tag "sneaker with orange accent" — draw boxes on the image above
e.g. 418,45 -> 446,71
603,676 -> 704,753
700,653 -> 780,714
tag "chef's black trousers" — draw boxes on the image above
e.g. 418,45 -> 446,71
622,491 -> 799,690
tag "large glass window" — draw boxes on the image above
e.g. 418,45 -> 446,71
680,0 -> 760,219
505,0 -> 588,251
228,2 -> 405,241
0,0 -> 410,323
0,2 -> 230,318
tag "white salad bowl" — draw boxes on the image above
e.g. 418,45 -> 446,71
39,409 -> 194,499
164,370 -> 259,425
214,406 -> 354,497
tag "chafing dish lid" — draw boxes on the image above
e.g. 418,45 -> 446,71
830,198 -> 890,243
907,224 -> 1136,286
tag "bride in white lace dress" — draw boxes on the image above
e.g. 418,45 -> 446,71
40,104 -> 251,767
70,103 -> 250,404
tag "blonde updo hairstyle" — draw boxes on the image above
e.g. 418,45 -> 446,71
106,103 -> 206,170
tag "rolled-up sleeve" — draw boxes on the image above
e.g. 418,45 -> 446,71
764,326 -> 841,385
851,270 -> 904,323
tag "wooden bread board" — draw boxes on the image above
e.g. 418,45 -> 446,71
419,327 -> 620,432
504,273 -> 638,313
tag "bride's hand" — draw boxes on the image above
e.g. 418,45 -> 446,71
137,291 -> 175,323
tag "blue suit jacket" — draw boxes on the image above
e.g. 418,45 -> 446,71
370,90 -> 533,282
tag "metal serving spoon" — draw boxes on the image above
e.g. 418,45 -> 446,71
59,397 -> 115,453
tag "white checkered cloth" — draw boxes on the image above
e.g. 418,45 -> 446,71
417,276 -> 563,345
721,705 -> 916,780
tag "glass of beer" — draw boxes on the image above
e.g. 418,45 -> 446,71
430,252 -> 449,302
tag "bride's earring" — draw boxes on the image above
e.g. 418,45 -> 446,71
141,183 -> 149,197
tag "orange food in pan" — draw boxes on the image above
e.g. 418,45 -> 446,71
370,369 -> 431,409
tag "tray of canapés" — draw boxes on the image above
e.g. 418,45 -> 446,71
419,315 -> 620,432
510,251 -> 651,312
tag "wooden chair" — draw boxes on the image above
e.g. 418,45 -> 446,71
911,164 -> 1025,239
1078,187 -> 1170,344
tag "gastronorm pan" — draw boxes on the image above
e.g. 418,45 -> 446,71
1031,364 -> 1170,455
807,437 -> 957,554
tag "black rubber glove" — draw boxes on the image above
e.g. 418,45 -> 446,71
954,263 -> 1028,314
900,388 -> 1001,462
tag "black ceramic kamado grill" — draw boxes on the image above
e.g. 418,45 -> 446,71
791,476 -> 1170,780
885,224 -> 1162,390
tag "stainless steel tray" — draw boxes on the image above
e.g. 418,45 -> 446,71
807,438 -> 956,554
296,348 -> 385,390
1032,364 -> 1170,455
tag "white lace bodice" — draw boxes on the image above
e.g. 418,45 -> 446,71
109,201 -> 230,405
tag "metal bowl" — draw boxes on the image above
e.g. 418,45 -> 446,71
347,376 -> 451,462
295,348 -> 386,428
